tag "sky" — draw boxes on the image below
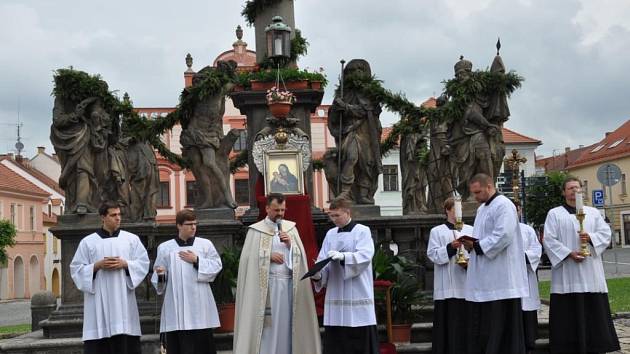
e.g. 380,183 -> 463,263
1,0 -> 629,158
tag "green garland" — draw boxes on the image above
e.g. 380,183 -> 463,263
237,67 -> 327,88
242,0 -> 291,25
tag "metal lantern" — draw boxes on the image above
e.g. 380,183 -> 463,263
265,16 -> 292,59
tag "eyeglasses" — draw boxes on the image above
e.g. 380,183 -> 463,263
183,222 -> 198,227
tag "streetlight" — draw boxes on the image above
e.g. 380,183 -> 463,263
265,16 -> 292,60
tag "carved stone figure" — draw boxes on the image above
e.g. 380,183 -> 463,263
180,61 -> 239,209
327,59 -> 382,204
485,52 -> 511,182
322,149 -> 339,197
448,56 -> 500,199
51,96 -> 110,214
400,131 -> 428,214
427,100 -> 454,212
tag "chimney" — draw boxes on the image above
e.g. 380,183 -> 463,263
7,152 -> 14,160
565,147 -> 570,153
605,132 -> 612,137
579,145 -> 584,149
37,146 -> 46,154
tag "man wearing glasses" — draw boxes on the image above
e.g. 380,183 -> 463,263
152,209 -> 222,354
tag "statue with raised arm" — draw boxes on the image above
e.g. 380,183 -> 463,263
327,59 -> 383,204
180,60 -> 239,209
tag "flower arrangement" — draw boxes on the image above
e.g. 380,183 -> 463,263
266,86 -> 297,105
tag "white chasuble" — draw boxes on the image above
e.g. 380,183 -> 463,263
233,219 -> 321,354
70,230 -> 150,341
520,223 -> 542,311
427,223 -> 473,300
543,206 -> 611,294
465,194 -> 529,302
314,221 -> 377,327
151,237 -> 222,332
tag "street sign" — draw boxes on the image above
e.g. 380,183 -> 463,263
592,189 -> 605,207
597,163 -> 622,186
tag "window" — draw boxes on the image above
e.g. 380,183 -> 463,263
382,165 -> 399,192
53,236 -> 59,254
233,130 -> 248,151
157,182 -> 170,207
17,205 -> 23,230
47,204 -> 52,217
10,204 -> 16,226
234,179 -> 249,205
609,139 -> 625,149
583,180 -> 589,201
186,181 -> 198,207
622,174 -> 627,196
29,206 -> 35,231
590,144 -> 605,153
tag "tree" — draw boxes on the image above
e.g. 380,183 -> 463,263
525,171 -> 568,230
0,219 -> 17,267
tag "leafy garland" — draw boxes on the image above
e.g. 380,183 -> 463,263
242,0 -> 292,26
236,67 -> 327,88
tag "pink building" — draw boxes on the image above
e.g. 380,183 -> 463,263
0,163 -> 49,300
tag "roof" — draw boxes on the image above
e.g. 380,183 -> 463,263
536,144 -> 595,172
381,127 -> 394,143
42,212 -> 58,225
569,119 -> 630,168
503,127 -> 541,145
0,157 -> 65,196
0,164 -> 50,198
51,198 -> 63,206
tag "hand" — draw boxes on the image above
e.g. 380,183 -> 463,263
327,250 -> 345,261
461,239 -> 474,252
279,231 -> 291,247
569,251 -> 585,263
178,250 -> 198,264
154,266 -> 166,275
271,252 -> 284,264
451,239 -> 462,249
578,231 -> 591,243
101,257 -> 127,270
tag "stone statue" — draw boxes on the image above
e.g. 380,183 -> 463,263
427,100 -> 454,212
400,131 -> 428,214
327,59 -> 382,204
180,61 -> 239,209
51,96 -> 110,214
485,51 -> 511,182
447,56 -> 500,200
121,119 -> 159,222
322,148 -> 339,197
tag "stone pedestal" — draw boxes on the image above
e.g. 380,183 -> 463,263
350,204 -> 381,218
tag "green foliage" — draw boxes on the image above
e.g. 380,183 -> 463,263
539,277 -> 630,314
53,68 -> 121,114
211,245 -> 242,305
0,220 -> 17,266
0,324 -> 30,335
237,67 -> 327,88
525,171 -> 568,229
258,29 -> 310,69
312,158 -> 324,171
373,245 -> 424,324
241,0 -> 290,25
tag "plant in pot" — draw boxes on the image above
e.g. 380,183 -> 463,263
211,245 -> 241,333
266,86 -> 296,119
373,245 -> 424,344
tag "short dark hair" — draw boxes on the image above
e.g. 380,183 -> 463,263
562,176 -> 582,190
98,201 -> 120,216
266,193 -> 285,206
469,173 -> 493,186
176,209 -> 196,225
443,197 -> 455,213
329,198 -> 352,211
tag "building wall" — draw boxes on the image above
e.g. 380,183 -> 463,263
0,192 -> 47,299
29,151 -> 61,182
500,143 -> 539,177
569,156 -> 630,247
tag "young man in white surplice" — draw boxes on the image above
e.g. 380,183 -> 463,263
313,199 -> 379,354
70,201 -> 150,354
152,209 -> 222,354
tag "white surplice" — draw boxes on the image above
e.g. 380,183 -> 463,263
465,194 -> 529,302
314,221 -> 376,327
427,223 -> 473,300
151,237 -> 222,332
542,206 -> 611,294
520,223 -> 542,311
70,230 -> 150,341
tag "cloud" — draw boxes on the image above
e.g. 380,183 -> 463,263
1,0 -> 629,158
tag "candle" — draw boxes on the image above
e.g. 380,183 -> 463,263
576,189 -> 584,212
454,196 -> 463,221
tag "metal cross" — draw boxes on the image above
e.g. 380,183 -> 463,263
504,149 -> 527,204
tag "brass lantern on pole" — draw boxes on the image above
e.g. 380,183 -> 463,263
265,16 -> 292,60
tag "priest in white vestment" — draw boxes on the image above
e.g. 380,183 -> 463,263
461,174 -> 528,354
233,193 -> 321,354
151,209 -> 222,354
427,197 -> 473,354
542,177 -> 619,353
70,201 -> 149,354
313,199 -> 378,354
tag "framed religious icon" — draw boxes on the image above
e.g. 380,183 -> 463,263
263,149 -> 304,195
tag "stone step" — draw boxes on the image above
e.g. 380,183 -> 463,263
393,338 -> 550,354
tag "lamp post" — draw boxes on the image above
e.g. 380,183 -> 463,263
265,16 -> 292,62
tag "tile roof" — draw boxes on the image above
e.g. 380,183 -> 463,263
503,127 -> 541,145
42,212 -> 58,224
0,157 -> 65,196
0,164 -> 50,198
569,119 -> 630,168
535,144 -> 595,172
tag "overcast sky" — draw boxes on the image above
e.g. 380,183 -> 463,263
1,0 -> 629,157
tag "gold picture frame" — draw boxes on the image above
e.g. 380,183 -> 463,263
263,149 -> 304,195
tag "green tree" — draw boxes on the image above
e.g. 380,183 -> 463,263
525,171 -> 569,229
0,219 -> 17,266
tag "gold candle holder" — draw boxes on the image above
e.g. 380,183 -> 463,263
454,218 -> 468,265
576,210 -> 591,257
